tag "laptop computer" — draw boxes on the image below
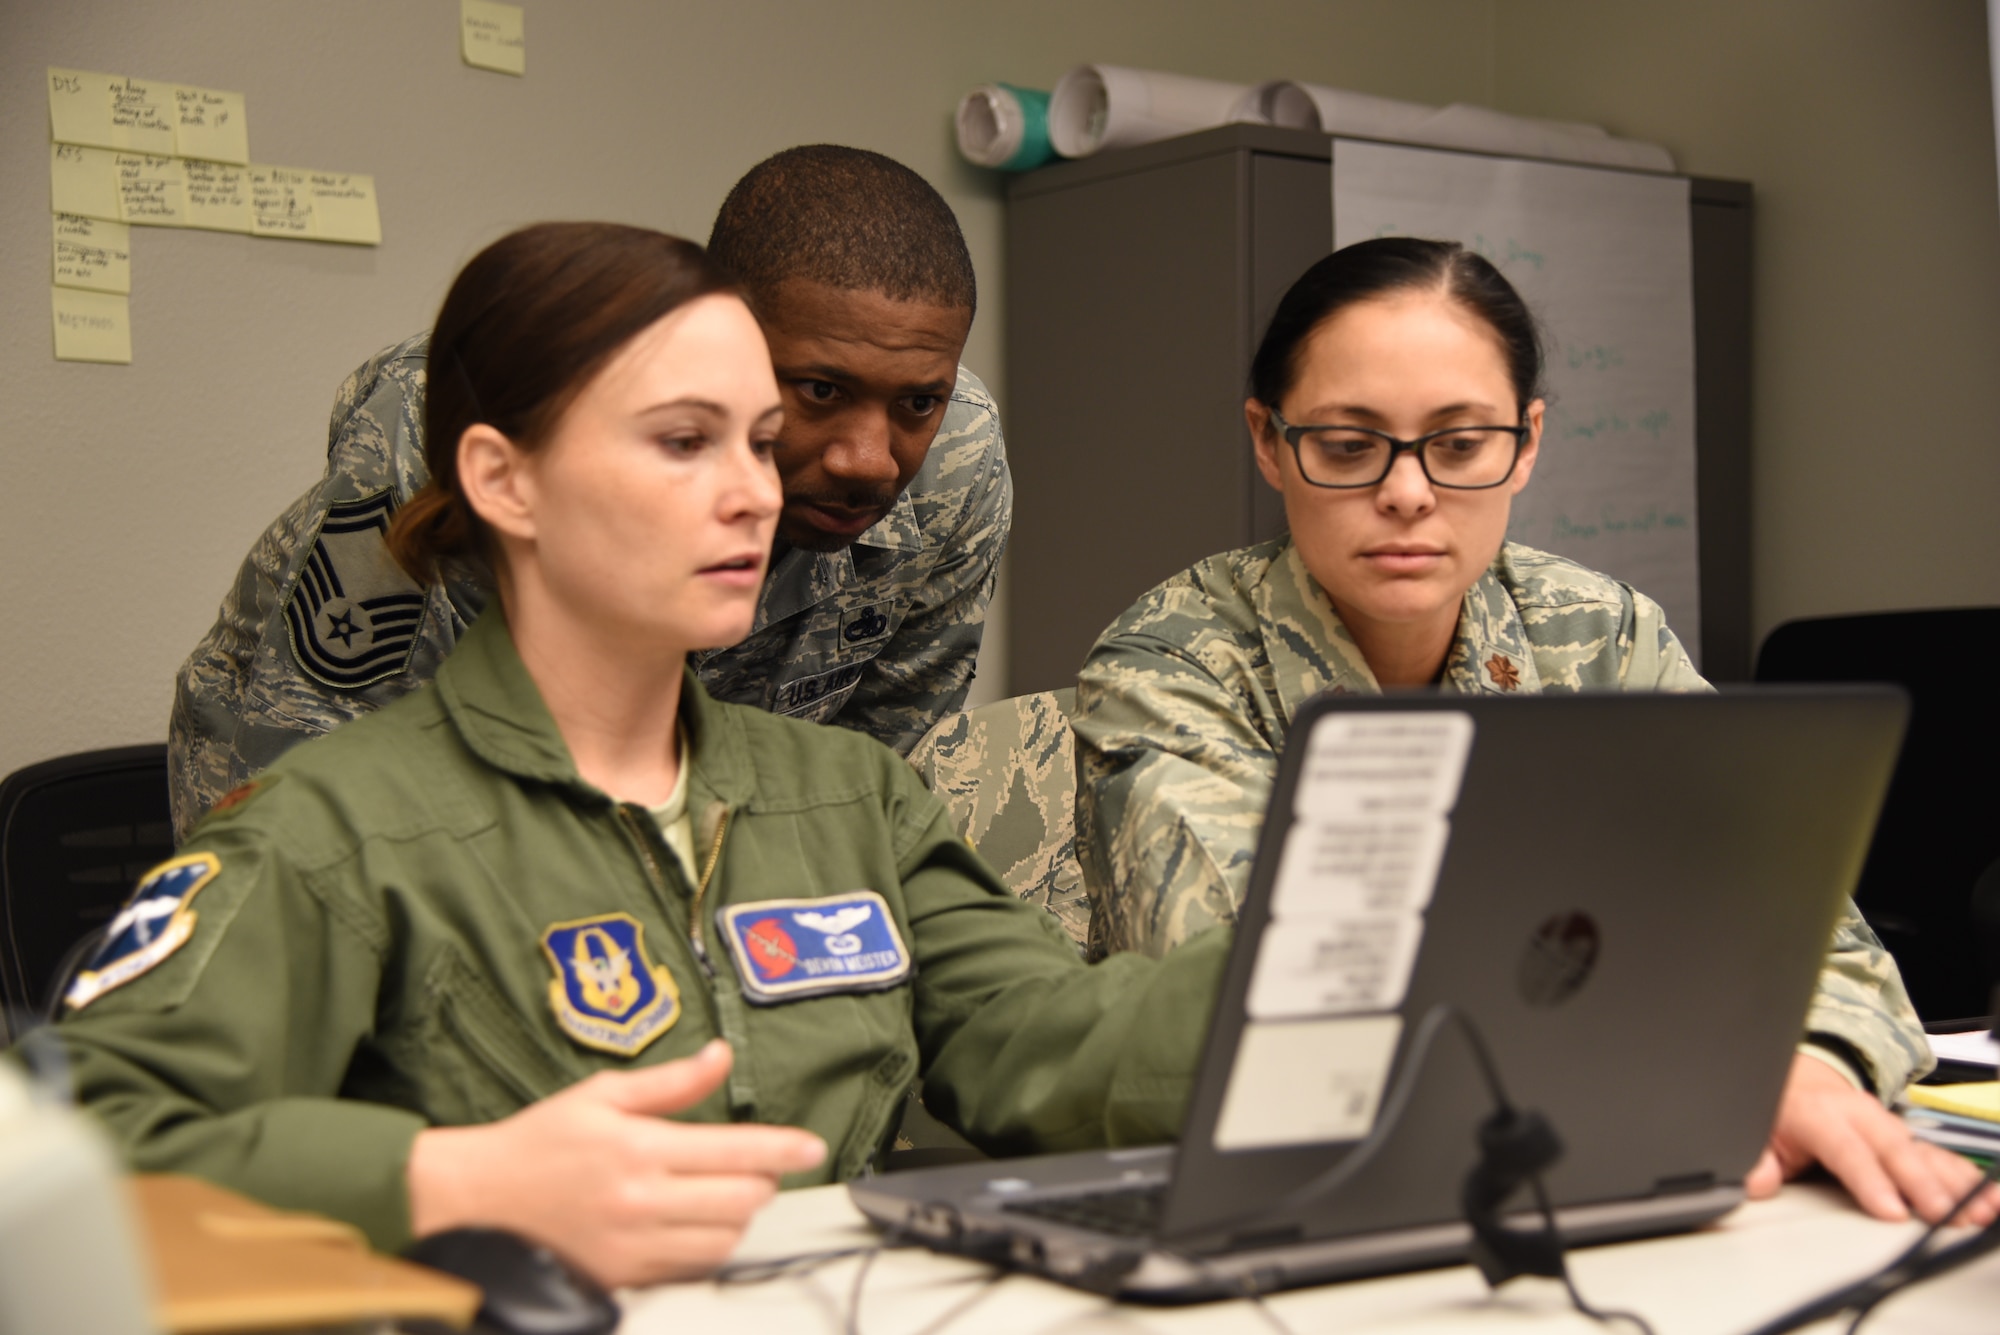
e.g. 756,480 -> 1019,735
851,687 -> 1910,1301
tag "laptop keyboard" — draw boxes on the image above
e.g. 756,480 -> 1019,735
1000,1182 -> 1169,1237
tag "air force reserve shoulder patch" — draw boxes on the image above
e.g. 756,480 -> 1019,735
65,853 -> 221,1010
283,489 -> 428,690
717,891 -> 911,1005
541,913 -> 681,1057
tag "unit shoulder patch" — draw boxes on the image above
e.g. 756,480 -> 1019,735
717,891 -> 911,1005
540,913 -> 681,1057
65,853 -> 221,1010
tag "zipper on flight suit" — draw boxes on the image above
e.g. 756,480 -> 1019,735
688,808 -> 729,965
616,805 -> 717,979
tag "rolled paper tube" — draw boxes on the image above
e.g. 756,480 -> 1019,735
1253,81 -> 1436,142
1417,103 -> 1675,172
955,83 -> 1056,171
1269,80 -> 1674,173
1048,64 -> 1264,158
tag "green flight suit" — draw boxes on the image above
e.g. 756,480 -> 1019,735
54,611 -> 1224,1251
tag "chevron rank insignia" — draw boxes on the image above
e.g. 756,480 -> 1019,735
65,854 -> 221,1010
717,891 -> 911,1004
283,489 -> 428,690
541,913 -> 681,1056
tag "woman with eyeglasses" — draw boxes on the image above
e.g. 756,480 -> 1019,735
1072,236 -> 1994,1228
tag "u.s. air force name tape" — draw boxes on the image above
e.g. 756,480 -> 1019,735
717,891 -> 911,1004
66,853 -> 220,1009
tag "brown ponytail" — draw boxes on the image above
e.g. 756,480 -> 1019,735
387,222 -> 737,584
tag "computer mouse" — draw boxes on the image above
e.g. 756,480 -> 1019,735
402,1228 -> 619,1335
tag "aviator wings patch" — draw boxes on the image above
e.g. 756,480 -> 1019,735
717,891 -> 911,1004
283,489 -> 427,690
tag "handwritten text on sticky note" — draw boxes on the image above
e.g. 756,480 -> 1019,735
50,143 -> 122,221
52,287 -> 132,364
53,215 -> 132,294
48,68 -> 177,154
173,85 -> 250,164
115,153 -> 189,226
461,0 -> 526,75
183,160 -> 252,232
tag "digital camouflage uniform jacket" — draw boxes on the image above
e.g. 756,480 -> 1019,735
1073,537 -> 1933,1100
167,332 -> 1011,838
60,611 -> 1224,1251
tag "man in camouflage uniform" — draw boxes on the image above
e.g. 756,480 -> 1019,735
170,146 -> 1009,837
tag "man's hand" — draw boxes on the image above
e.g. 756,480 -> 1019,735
407,1040 -> 827,1286
1746,1052 -> 2000,1226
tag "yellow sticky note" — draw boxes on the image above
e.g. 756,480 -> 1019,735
183,160 -> 252,233
52,287 -> 132,364
50,143 -> 122,221
53,214 -> 132,294
307,171 -> 382,245
248,165 -> 315,238
173,84 -> 249,164
461,0 -> 526,75
116,152 -> 188,226
48,68 -> 114,147
47,68 -> 177,154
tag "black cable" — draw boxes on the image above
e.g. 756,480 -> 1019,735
902,1270 -> 1004,1335
1190,1003 -> 1467,1237
1247,1289 -> 1302,1335
1528,1178 -> 1656,1335
1738,1158 -> 2000,1335
842,1244 -> 879,1335
1173,1003 -> 1653,1334
713,1229 -> 1002,1335
713,1239 -> 902,1285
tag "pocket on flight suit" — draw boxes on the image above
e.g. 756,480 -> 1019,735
412,944 -> 576,1124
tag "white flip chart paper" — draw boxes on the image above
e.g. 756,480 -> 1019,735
1333,142 -> 1702,663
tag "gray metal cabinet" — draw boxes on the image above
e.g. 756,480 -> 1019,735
1001,124 -> 1752,690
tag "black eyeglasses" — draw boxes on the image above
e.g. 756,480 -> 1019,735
1265,407 -> 1529,490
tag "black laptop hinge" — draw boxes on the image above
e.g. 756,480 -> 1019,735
1228,1223 -> 1305,1252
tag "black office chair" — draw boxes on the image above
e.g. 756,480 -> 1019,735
1755,608 -> 2000,1022
0,745 -> 174,1043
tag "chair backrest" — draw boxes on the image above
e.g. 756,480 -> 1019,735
1755,608 -> 2000,1020
0,745 -> 173,1041
908,690 -> 1089,949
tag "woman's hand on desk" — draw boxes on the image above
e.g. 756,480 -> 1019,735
406,1040 -> 827,1286
1746,1052 -> 2000,1226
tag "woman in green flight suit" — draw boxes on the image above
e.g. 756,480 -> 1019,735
50,223 -> 1224,1286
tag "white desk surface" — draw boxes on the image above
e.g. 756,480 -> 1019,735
618,1181 -> 2000,1335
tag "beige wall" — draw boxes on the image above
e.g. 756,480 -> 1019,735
1490,0 -> 2000,644
2,0 -> 1996,782
0,0 -> 1492,780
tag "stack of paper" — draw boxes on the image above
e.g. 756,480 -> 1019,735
1903,1082 -> 2000,1162
45,66 -> 384,364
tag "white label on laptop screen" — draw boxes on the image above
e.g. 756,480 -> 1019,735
1269,814 -> 1451,919
1290,712 -> 1473,821
1247,910 -> 1426,1018
1214,1014 -> 1405,1150
1249,712 -> 1473,1017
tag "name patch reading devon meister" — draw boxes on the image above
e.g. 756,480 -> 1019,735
540,913 -> 680,1056
66,853 -> 221,1009
718,891 -> 911,1004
